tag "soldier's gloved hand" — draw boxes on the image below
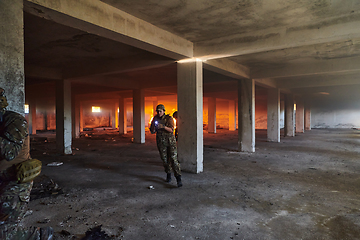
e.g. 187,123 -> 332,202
158,123 -> 165,129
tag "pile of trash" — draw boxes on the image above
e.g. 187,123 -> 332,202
30,175 -> 63,200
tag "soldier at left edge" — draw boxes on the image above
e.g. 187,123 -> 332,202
0,87 -> 53,240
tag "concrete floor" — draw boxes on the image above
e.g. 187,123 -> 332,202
24,129 -> 360,239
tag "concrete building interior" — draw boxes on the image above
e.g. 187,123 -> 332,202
2,0 -> 360,239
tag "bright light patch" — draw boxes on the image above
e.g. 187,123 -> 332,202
24,104 -> 29,114
177,58 -> 203,63
92,106 -> 101,113
294,104 -> 296,111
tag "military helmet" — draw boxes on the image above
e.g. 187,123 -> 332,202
0,88 -> 8,110
156,104 -> 165,111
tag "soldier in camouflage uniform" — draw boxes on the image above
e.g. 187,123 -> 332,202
150,104 -> 182,187
0,88 -> 53,239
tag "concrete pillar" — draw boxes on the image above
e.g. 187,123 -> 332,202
79,102 -> 84,132
229,100 -> 236,131
177,60 -> 203,173
118,97 -> 127,134
295,97 -> 305,133
29,102 -> 37,135
238,79 -> 255,152
208,97 -> 216,133
74,99 -> 80,138
304,100 -> 311,131
285,94 -> 295,137
267,88 -> 280,142
111,102 -> 116,129
44,111 -> 48,130
56,80 -> 72,154
115,101 -> 119,130
0,0 -> 25,114
133,89 -> 145,143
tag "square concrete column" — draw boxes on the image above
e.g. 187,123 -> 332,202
177,60 -> 203,173
267,88 -> 280,142
29,102 -> 37,135
74,99 -> 80,138
295,97 -> 305,133
238,79 -> 255,152
229,100 -> 236,131
284,94 -> 295,137
56,80 -> 72,154
79,102 -> 84,132
0,0 -> 25,114
304,100 -> 311,131
208,97 -> 216,133
115,101 -> 119,130
133,89 -> 145,143
111,102 -> 116,129
118,97 -> 127,134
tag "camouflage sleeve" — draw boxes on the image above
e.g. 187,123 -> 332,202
149,117 -> 156,134
0,113 -> 28,161
166,116 -> 174,131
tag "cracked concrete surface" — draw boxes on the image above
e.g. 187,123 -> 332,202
22,129 -> 360,239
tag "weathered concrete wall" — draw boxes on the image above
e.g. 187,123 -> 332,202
0,0 -> 25,114
311,85 -> 360,128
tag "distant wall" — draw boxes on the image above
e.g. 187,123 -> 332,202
311,85 -> 360,128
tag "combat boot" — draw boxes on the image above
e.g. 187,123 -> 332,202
176,175 -> 182,188
40,227 -> 54,240
166,173 -> 172,182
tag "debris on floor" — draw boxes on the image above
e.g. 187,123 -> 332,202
47,162 -> 63,167
30,175 -> 63,200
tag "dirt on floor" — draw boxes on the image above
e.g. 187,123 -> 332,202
23,128 -> 360,240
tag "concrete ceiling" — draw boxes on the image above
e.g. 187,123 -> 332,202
101,0 -> 360,42
24,0 -> 360,100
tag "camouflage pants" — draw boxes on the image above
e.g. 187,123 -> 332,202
156,133 -> 181,177
0,180 -> 42,239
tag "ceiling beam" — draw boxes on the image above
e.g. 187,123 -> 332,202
24,0 -> 193,60
25,65 -> 62,80
277,74 -> 360,89
71,75 -> 139,89
63,54 -> 175,79
195,15 -> 360,59
203,59 -> 250,79
252,56 -> 360,79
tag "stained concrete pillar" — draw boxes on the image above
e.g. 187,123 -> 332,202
229,100 -> 236,131
111,102 -> 116,129
79,102 -> 84,132
29,102 -> 37,135
208,97 -> 216,133
56,80 -> 72,154
0,0 -> 25,114
44,110 -> 48,130
133,89 -> 145,143
118,97 -> 127,134
177,60 -> 203,173
115,101 -> 119,130
295,98 -> 305,133
304,100 -> 311,131
74,99 -> 80,138
238,79 -> 255,152
267,88 -> 280,142
285,94 -> 295,137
